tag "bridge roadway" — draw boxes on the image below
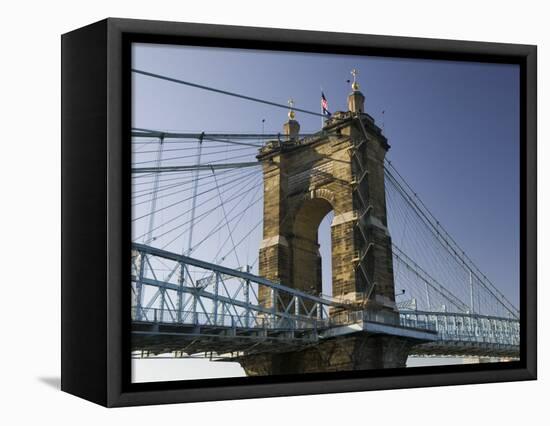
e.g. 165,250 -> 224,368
131,243 -> 519,361
132,307 -> 519,360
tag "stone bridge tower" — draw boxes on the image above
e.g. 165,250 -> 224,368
239,75 -> 410,375
258,79 -> 396,313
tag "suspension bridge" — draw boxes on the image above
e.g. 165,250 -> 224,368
130,68 -> 519,374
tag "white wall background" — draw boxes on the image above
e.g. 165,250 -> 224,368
0,0 -> 546,423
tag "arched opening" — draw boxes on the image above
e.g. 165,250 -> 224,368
318,211 -> 334,297
292,197 -> 334,297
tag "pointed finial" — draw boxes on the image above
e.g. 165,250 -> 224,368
351,68 -> 360,91
287,98 -> 296,120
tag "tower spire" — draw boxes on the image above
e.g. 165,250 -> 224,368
348,68 -> 365,114
287,98 -> 296,120
283,97 -> 300,140
351,68 -> 360,91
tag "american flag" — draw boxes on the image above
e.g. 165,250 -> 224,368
321,91 -> 331,116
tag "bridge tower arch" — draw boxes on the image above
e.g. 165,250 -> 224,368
291,193 -> 334,298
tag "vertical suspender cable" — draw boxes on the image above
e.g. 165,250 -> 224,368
184,132 -> 204,255
144,134 -> 165,244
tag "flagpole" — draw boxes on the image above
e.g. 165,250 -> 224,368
320,86 -> 324,129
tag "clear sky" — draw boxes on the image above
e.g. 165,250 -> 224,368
131,42 -> 519,381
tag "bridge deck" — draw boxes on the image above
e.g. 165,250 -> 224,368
131,308 -> 519,359
131,244 -> 520,360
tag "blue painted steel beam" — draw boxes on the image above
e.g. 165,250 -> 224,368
132,243 -> 345,307
132,275 -> 322,326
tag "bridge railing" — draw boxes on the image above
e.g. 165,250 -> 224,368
132,306 -> 326,331
326,309 -> 518,347
400,310 -> 520,346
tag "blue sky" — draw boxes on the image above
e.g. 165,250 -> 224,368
132,42 -> 519,306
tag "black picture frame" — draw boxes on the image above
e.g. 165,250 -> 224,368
61,17 -> 537,407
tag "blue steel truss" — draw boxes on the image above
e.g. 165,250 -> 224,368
131,243 -> 519,360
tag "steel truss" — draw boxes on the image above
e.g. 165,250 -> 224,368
131,243 -> 519,360
131,243 -> 343,357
